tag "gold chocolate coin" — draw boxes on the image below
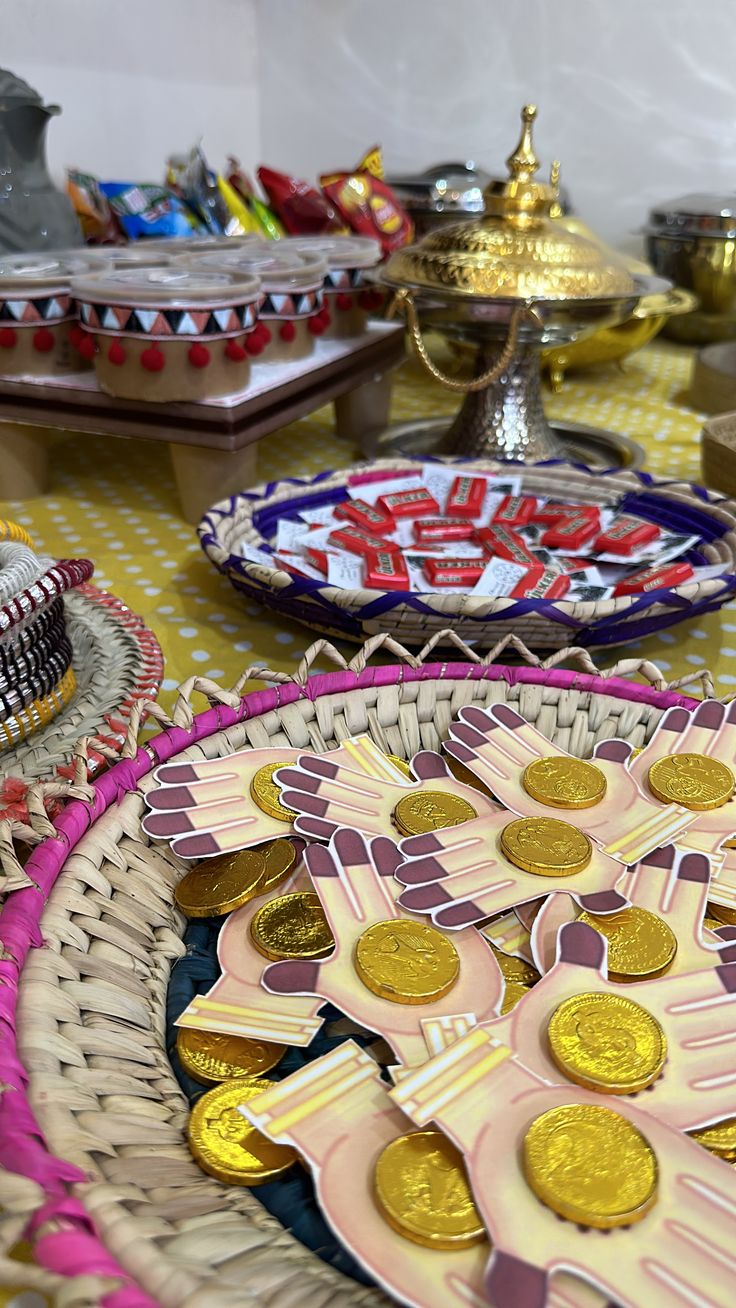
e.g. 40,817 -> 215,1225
386,753 -> 413,778
500,980 -> 533,1014
394,791 -> 477,836
445,754 -> 495,798
706,900 -> 736,926
174,839 -> 297,918
647,753 -> 735,810
490,946 -> 540,988
250,891 -> 335,961
187,1078 -> 296,1185
249,762 -> 298,822
522,1103 -> 658,1229
176,1029 -> 286,1084
547,992 -> 667,1095
703,915 -> 725,932
577,907 -> 677,982
500,817 -> 592,877
374,1131 -> 486,1249
690,1118 -> 736,1159
523,757 -> 607,810
354,919 -> 460,1005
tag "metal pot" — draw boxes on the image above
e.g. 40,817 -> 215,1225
645,194 -> 736,342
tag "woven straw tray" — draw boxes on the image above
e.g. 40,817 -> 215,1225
199,456 -> 736,652
0,632 -> 716,1308
0,582 -> 163,820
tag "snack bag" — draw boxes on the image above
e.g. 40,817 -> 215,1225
320,170 -> 413,253
216,173 -> 261,235
354,144 -> 384,179
99,182 -> 194,240
66,169 -> 121,244
257,165 -> 345,235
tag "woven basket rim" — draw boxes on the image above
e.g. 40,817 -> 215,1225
198,456 -> 736,640
0,648 -> 706,1305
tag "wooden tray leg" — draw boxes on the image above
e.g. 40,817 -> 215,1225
170,441 -> 259,524
0,422 -> 50,500
333,372 -> 393,444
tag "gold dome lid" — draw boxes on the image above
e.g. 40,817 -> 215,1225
383,105 -> 635,303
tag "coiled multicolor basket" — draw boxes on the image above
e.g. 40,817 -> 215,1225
199,457 -> 736,651
0,633 -> 716,1307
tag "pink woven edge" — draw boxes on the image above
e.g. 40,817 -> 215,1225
0,661 -> 699,1306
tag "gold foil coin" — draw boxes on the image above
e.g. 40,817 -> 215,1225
250,891 -> 335,961
386,753 -> 413,778
394,790 -> 477,836
490,947 -> 540,988
690,1118 -> 736,1159
445,754 -> 495,798
522,1103 -> 658,1229
500,817 -> 592,877
547,992 -> 667,1095
500,980 -> 533,1014
647,753 -> 735,810
706,901 -> 736,926
249,762 -> 298,822
577,907 -> 677,982
374,1131 -> 486,1249
174,839 -> 297,918
187,1078 -> 297,1185
522,757 -> 607,810
354,919 -> 460,1005
176,1029 -> 287,1084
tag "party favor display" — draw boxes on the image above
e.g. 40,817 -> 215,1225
0,250 -> 96,375
3,637 -> 736,1308
199,455 -> 736,650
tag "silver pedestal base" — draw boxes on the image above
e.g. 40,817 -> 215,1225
448,342 -> 564,459
363,416 -> 646,470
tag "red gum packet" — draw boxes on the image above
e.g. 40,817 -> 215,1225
492,495 -> 538,528
446,475 -> 487,519
365,551 -> 409,590
305,546 -> 330,575
511,566 -> 571,599
328,525 -> 399,559
540,514 -> 601,550
423,557 -> 485,586
334,499 -> 395,534
595,516 -> 661,556
413,519 -> 475,546
533,502 -> 600,523
475,525 -> 538,568
613,561 -> 694,595
376,487 -> 440,519
257,165 -> 345,235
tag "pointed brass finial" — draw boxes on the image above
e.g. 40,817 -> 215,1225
506,104 -> 539,183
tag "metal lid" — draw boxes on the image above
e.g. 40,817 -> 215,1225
646,194 -> 736,238
286,234 -> 381,270
186,242 -> 327,292
383,105 -> 634,303
387,163 -> 489,215
0,251 -> 94,292
70,266 -> 262,307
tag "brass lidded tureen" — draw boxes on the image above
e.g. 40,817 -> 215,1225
383,104 -> 666,460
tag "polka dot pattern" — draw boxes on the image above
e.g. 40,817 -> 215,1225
0,342 -> 731,728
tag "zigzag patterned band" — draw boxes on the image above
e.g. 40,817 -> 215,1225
77,299 -> 259,340
0,292 -> 75,326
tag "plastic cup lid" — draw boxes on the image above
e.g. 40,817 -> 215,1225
0,250 -> 95,290
188,242 -> 327,291
286,234 -> 382,269
70,265 -> 262,306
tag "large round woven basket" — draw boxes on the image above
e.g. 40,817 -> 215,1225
199,456 -> 736,651
0,634 -> 715,1307
0,583 -> 163,821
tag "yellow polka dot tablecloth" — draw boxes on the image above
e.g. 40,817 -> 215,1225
0,339 -> 731,738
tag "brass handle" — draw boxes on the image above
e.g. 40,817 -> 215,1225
388,288 -> 523,393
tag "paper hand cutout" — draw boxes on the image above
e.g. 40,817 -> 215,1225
276,748 -> 502,844
395,813 -> 630,930
241,1041 -> 489,1308
142,736 -> 412,860
444,702 -> 722,866
710,847 -> 736,916
530,846 -> 731,976
391,1029 -> 736,1308
480,917 -> 736,1132
176,863 -> 324,1046
262,828 -> 504,1068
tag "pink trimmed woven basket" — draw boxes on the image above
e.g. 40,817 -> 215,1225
0,633 -> 714,1307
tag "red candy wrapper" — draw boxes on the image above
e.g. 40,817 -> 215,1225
613,562 -> 694,596
365,550 -> 409,591
475,525 -> 538,568
492,495 -> 538,528
511,566 -> 571,599
320,171 -> 413,255
377,487 -> 440,519
413,518 -> 475,546
305,546 -> 330,575
334,498 -> 395,534
328,525 -> 398,559
258,165 -> 345,236
423,557 -> 485,586
595,516 -> 661,556
446,475 -> 487,519
534,502 -> 600,523
540,514 -> 601,550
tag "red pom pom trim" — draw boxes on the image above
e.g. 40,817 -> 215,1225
308,315 -> 325,336
279,320 -> 296,343
259,323 -> 272,345
335,293 -> 353,312
245,334 -> 264,356
141,345 -> 166,373
69,324 -> 84,349
319,308 -> 332,328
225,338 -> 247,362
188,342 -> 211,369
0,328 -> 16,349
108,340 -> 126,366
77,332 -> 97,360
33,327 -> 55,353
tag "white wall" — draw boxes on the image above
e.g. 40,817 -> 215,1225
0,0 -> 260,184
257,0 -> 736,249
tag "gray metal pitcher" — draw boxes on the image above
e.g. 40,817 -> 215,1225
0,68 -> 82,253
